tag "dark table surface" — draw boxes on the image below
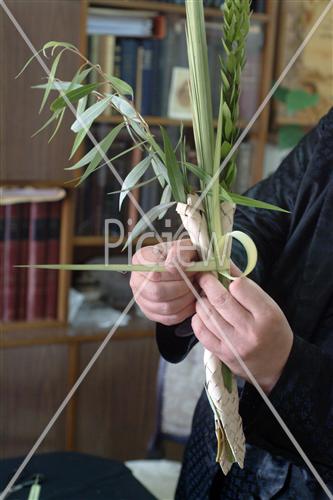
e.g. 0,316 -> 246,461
0,452 -> 156,499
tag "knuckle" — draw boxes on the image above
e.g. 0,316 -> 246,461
160,314 -> 179,327
159,301 -> 173,316
212,291 -> 229,309
151,283 -> 164,301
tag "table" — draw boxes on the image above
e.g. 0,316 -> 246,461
0,452 -> 156,499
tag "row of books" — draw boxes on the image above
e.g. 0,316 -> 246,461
88,18 -> 263,120
0,199 -> 62,322
87,7 -> 165,38
154,1 -> 266,12
75,124 -> 253,237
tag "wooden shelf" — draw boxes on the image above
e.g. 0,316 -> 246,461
0,316 -> 154,348
96,114 -> 249,131
275,116 -> 316,128
89,0 -> 270,22
74,235 -> 158,247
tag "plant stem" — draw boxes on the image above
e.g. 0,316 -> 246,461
16,261 -> 222,273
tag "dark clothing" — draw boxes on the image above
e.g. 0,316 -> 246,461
156,108 -> 333,499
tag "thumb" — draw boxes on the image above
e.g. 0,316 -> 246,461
165,239 -> 198,272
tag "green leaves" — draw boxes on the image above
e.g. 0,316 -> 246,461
71,95 -> 113,133
161,127 -> 186,203
50,83 -> 99,112
219,0 -> 250,187
226,192 -> 289,213
108,76 -> 133,96
124,202 -> 176,249
274,86 -> 319,114
67,123 -> 125,186
119,154 -> 152,210
185,0 -> 215,176
278,125 -> 304,150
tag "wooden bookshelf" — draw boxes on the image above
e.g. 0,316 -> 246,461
90,0 -> 270,22
73,235 -> 158,247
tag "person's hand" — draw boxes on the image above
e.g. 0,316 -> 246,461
192,273 -> 294,393
130,240 -> 198,326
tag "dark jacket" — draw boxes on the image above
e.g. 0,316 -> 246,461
156,108 -> 333,499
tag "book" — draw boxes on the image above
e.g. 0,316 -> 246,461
167,66 -> 191,120
17,203 -> 30,320
87,14 -> 154,37
0,187 -> 65,204
45,201 -> 61,319
2,204 -> 21,321
119,39 -> 139,97
140,39 -> 153,115
0,205 -> 4,320
26,202 -> 49,320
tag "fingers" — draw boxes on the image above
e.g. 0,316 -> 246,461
164,239 -> 198,280
191,314 -> 221,353
144,302 -> 196,326
130,272 -> 194,302
195,297 -> 234,341
197,273 -> 253,329
229,277 -> 276,319
139,290 -> 195,317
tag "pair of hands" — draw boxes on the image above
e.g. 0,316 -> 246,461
130,240 -> 293,393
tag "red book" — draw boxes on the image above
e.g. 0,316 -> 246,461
17,203 -> 30,320
45,201 -> 61,319
0,205 -> 5,320
2,204 -> 21,321
26,202 -> 48,320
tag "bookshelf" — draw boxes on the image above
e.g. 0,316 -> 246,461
1,0 -> 279,460
74,0 -> 278,248
90,0 -> 270,22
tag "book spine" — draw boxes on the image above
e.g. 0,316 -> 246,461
45,201 -> 61,319
26,202 -> 48,320
99,35 -> 115,116
17,203 -> 30,320
135,44 -> 144,113
114,40 -> 122,78
120,39 -> 138,96
150,39 -> 162,116
141,39 -> 154,116
2,204 -> 21,321
0,205 -> 5,320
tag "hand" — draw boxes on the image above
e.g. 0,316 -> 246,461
192,273 -> 294,393
130,240 -> 198,326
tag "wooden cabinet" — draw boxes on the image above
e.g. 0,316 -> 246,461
76,337 -> 159,460
0,343 -> 68,458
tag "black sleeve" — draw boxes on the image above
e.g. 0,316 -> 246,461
156,118 -> 320,362
156,318 -> 198,363
240,334 -> 333,480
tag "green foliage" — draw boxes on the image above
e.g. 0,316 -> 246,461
274,86 -> 319,114
161,127 -> 186,203
50,83 -> 99,112
278,125 -> 305,150
219,0 -> 251,188
124,202 -> 176,249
